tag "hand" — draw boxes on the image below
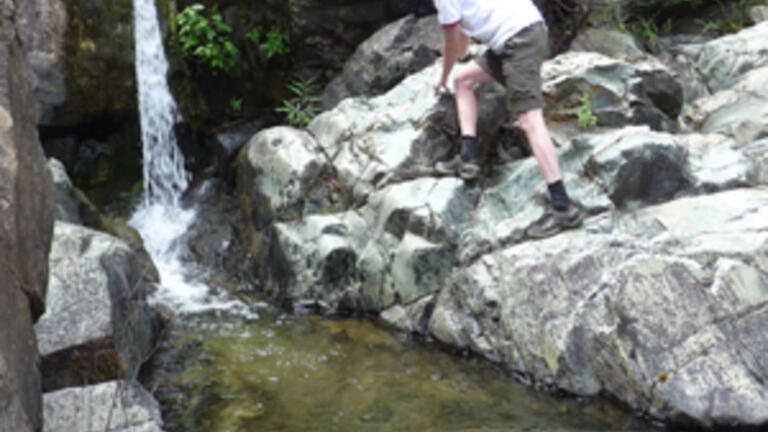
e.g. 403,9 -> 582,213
434,78 -> 448,97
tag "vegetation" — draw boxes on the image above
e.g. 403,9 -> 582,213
177,4 -> 239,72
586,0 -> 768,50
276,77 -> 321,128
176,3 -> 289,72
577,93 -> 598,130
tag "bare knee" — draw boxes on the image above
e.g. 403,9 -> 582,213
454,71 -> 478,92
517,109 -> 544,135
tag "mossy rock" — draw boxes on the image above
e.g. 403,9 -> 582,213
59,0 -> 137,126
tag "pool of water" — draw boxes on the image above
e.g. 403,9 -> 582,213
145,306 -> 662,432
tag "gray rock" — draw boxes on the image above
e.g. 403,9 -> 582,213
675,22 -> 768,95
569,27 -> 645,61
542,52 -> 683,131
752,5 -> 768,23
1,1 -> 55,430
685,77 -> 768,145
237,126 -> 336,221
322,14 -> 443,109
43,381 -> 164,432
309,63 -> 505,204
429,188 -> 768,427
35,222 -> 155,391
49,158 -> 83,224
584,127 -> 690,206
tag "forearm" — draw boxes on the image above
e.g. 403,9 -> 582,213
440,27 -> 466,82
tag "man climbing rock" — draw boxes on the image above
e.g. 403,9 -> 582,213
432,0 -> 583,238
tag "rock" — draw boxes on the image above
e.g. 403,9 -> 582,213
270,176 -> 473,312
43,381 -> 165,432
429,188 -> 768,427
752,5 -> 768,23
380,294 -> 435,333
569,27 -> 645,61
321,14 -> 442,109
49,157 -> 83,224
237,126 -> 337,222
683,67 -> 768,145
309,62 -> 505,204
35,222 -> 156,392
287,0 -> 434,80
673,22 -> 768,95
48,158 -> 160,283
25,0 -> 67,124
1,1 -> 55,430
542,52 -> 683,131
584,127 -> 690,207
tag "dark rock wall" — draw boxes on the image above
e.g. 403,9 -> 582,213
0,1 -> 55,431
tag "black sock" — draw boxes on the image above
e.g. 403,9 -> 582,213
548,180 -> 571,211
460,135 -> 478,162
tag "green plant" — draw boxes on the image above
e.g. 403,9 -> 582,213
577,93 -> 598,130
230,97 -> 243,113
245,25 -> 289,59
276,77 -> 321,128
177,3 -> 238,72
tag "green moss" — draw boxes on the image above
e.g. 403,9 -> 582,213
63,0 -> 137,125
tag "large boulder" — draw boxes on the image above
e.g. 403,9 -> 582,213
35,222 -> 156,392
321,13 -> 442,109
43,381 -> 165,432
542,51 -> 683,131
0,0 -> 55,430
428,188 -> 768,428
663,21 -> 768,102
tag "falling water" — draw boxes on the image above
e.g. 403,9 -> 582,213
129,0 -> 242,314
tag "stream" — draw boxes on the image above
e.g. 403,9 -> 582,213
129,0 -> 663,430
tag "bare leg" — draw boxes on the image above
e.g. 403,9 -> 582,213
517,108 -> 562,184
453,62 -> 495,136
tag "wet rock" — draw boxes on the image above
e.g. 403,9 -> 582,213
47,158 -> 159,283
35,222 -> 156,391
752,5 -> 768,23
43,381 -> 165,432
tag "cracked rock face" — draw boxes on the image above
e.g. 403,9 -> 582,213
429,189 -> 768,427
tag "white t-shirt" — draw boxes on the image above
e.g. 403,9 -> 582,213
434,0 -> 543,51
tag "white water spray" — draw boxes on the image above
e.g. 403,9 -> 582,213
130,0 -> 246,315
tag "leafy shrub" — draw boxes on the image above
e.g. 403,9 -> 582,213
177,3 -> 238,72
276,77 -> 321,128
577,93 -> 598,130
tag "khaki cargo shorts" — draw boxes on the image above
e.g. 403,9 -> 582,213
475,22 -> 549,116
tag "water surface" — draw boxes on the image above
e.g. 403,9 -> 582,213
148,307 -> 660,432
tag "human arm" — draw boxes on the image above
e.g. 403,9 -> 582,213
434,25 -> 469,96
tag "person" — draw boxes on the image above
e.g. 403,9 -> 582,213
432,0 -> 583,238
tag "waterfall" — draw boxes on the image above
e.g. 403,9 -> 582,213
130,0 -> 242,314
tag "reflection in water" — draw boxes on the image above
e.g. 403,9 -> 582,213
146,308 -> 660,432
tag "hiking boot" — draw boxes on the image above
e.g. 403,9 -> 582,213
435,155 -> 480,180
526,204 -> 584,239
